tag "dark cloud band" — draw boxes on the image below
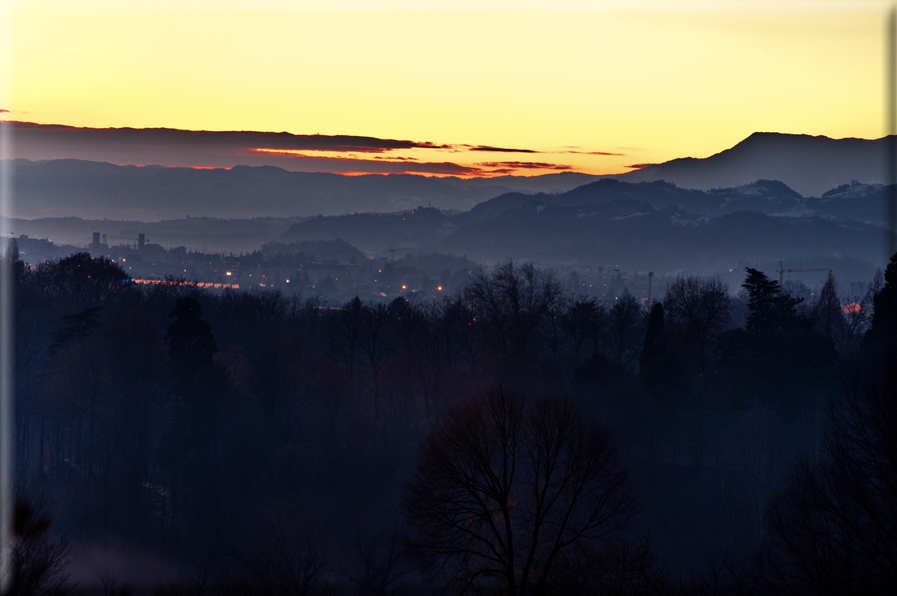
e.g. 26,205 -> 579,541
10,121 -> 450,154
562,150 -> 624,156
476,161 -> 572,170
468,145 -> 538,153
7,121 -> 585,177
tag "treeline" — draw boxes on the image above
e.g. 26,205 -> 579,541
7,250 -> 896,594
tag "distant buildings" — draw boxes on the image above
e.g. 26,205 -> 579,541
88,232 -> 108,251
10,234 -> 72,265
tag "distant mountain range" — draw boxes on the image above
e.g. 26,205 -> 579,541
618,132 -> 891,197
277,178 -> 889,275
12,175 -> 889,282
7,130 -> 893,281
455,178 -> 888,226
6,131 -> 894,220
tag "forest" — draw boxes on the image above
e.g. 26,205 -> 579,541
5,248 -> 897,595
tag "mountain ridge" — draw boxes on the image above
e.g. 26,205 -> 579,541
7,131 -> 891,219
617,132 -> 891,197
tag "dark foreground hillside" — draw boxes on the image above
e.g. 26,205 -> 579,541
7,250 -> 897,594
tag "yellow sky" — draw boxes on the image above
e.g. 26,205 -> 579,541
0,0 -> 889,176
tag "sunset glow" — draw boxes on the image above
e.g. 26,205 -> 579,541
248,146 -> 579,177
0,1 -> 888,176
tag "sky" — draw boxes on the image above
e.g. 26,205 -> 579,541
0,0 -> 890,177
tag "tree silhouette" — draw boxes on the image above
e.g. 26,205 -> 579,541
361,301 -> 395,417
844,270 -> 881,353
4,237 -> 25,282
764,372 -> 897,594
640,303 -> 665,368
639,301 -> 685,396
346,524 -> 412,596
330,296 -> 365,381
664,276 -> 731,374
49,306 -> 102,351
404,388 -> 637,595
603,291 -> 643,370
742,268 -> 801,337
467,261 -> 562,355
563,296 -> 602,361
165,297 -> 218,382
162,296 -> 226,545
812,271 -> 845,351
3,498 -> 71,596
864,252 -> 897,365
31,252 -> 128,305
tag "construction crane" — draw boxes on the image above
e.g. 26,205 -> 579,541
777,262 -> 831,287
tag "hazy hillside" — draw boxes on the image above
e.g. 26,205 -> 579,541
456,178 -> 887,224
270,175 -> 890,282
440,203 -> 885,272
9,159 -> 600,220
15,173 -> 890,278
281,207 -> 456,255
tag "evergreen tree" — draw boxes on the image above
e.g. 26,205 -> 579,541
49,306 -> 103,350
742,268 -> 802,337
863,252 -> 897,367
813,271 -> 845,350
726,269 -> 834,411
639,301 -> 694,402
563,296 -> 601,360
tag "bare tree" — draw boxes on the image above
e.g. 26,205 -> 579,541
241,512 -> 333,596
361,302 -> 396,418
663,276 -> 731,374
603,290 -> 644,370
548,537 -> 674,596
3,498 -> 72,596
763,372 -> 897,594
330,296 -> 365,381
404,388 -> 638,595
467,261 -> 562,355
346,524 -> 413,596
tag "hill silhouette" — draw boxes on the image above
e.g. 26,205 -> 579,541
618,132 -> 891,197
7,131 -> 892,220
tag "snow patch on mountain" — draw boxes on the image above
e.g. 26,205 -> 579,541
821,180 -> 885,199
